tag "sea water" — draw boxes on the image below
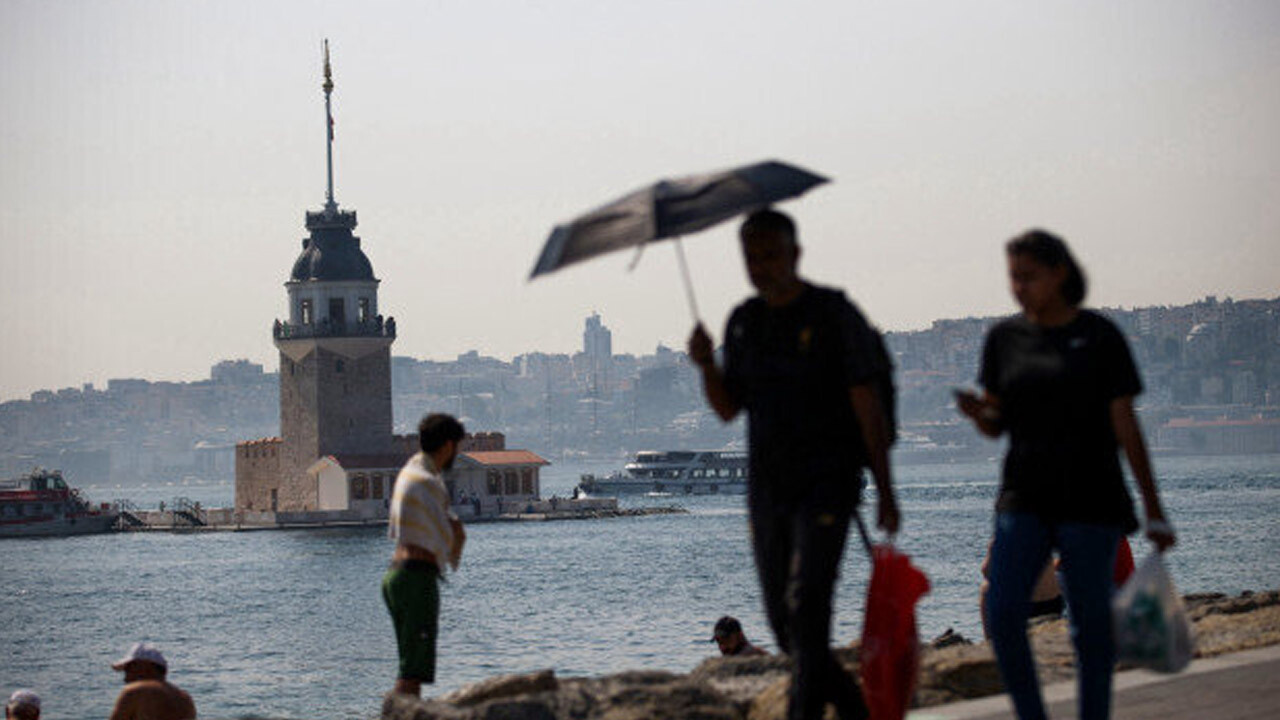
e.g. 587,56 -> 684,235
2,454 -> 1277,720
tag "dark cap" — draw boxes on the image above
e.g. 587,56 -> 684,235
711,616 -> 742,641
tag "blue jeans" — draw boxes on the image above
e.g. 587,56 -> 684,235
986,512 -> 1121,720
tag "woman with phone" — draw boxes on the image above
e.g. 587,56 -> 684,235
955,229 -> 1176,720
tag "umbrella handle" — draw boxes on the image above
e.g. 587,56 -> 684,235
673,237 -> 701,324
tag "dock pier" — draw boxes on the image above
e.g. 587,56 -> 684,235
112,497 -> 684,533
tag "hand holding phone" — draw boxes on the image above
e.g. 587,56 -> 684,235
953,388 -> 987,420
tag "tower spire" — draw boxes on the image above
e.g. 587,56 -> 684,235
323,39 -> 337,214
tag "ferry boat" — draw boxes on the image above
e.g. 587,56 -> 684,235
578,450 -> 748,495
0,468 -> 118,538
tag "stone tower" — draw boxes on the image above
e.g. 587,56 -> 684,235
274,206 -> 395,462
244,40 -> 397,512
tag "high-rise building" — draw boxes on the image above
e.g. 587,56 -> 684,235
584,312 -> 612,360
583,312 -> 612,391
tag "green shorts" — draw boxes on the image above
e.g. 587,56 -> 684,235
381,560 -> 440,683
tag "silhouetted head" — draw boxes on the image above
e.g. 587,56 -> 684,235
711,615 -> 749,656
739,209 -> 802,301
6,691 -> 40,720
418,413 -> 465,469
111,642 -> 168,683
1005,229 -> 1087,311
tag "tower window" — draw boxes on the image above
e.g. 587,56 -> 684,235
329,298 -> 345,327
300,299 -> 313,325
358,297 -> 370,323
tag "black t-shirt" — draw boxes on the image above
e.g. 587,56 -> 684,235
723,283 -> 884,499
979,309 -> 1141,530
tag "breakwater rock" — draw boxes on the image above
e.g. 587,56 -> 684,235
383,589 -> 1279,720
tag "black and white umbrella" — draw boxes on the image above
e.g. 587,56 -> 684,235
529,159 -> 829,319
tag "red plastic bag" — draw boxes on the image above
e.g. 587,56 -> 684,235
860,544 -> 930,720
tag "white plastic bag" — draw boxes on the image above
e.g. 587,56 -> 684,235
1111,551 -> 1194,673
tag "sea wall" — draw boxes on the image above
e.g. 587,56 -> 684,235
382,589 -> 1280,720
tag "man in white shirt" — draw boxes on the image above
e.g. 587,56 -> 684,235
383,413 -> 467,697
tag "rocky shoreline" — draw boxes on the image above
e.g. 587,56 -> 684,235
383,589 -> 1279,720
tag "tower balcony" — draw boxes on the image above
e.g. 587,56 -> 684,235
273,316 -> 396,341
305,208 -> 357,231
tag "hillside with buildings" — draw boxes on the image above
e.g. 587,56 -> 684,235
2,296 -> 1277,487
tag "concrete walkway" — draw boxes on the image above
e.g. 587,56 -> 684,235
908,643 -> 1280,720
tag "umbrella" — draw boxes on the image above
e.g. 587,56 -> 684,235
529,159 -> 829,320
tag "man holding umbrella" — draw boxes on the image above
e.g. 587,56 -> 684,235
689,208 -> 900,720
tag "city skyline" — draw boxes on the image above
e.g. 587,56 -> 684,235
9,291 -> 1272,403
5,293 -> 1275,490
3,1 -> 1279,403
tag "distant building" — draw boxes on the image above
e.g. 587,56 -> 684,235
212,359 -> 266,385
584,312 -> 612,362
106,378 -> 150,394
1156,416 -> 1280,455
582,311 -> 613,405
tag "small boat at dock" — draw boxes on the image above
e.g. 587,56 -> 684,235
0,468 -> 118,538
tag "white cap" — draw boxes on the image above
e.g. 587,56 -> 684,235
111,642 -> 167,671
7,690 -> 40,711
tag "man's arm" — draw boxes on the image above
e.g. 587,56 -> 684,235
688,324 -> 741,422
448,516 -> 466,569
849,384 -> 899,534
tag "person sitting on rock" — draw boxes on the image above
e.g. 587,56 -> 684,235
981,547 -> 1064,640
711,616 -> 768,657
108,642 -> 196,720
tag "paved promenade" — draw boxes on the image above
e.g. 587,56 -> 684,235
909,643 -> 1280,720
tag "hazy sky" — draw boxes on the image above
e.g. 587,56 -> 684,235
2,0 -> 1278,402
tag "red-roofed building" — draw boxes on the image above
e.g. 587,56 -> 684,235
452,448 -> 550,516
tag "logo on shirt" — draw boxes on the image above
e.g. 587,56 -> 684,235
1069,337 -> 1087,349
798,327 -> 813,353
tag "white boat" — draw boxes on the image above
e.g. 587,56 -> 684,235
579,450 -> 748,495
0,468 -> 118,538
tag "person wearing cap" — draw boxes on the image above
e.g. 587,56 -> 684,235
5,690 -> 40,720
711,616 -> 768,657
107,642 -> 196,720
383,413 -> 468,697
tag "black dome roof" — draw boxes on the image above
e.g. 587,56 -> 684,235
290,213 -> 376,282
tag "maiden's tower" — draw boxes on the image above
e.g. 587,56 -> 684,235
234,42 -> 407,518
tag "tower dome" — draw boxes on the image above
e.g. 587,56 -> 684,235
290,211 -> 375,282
